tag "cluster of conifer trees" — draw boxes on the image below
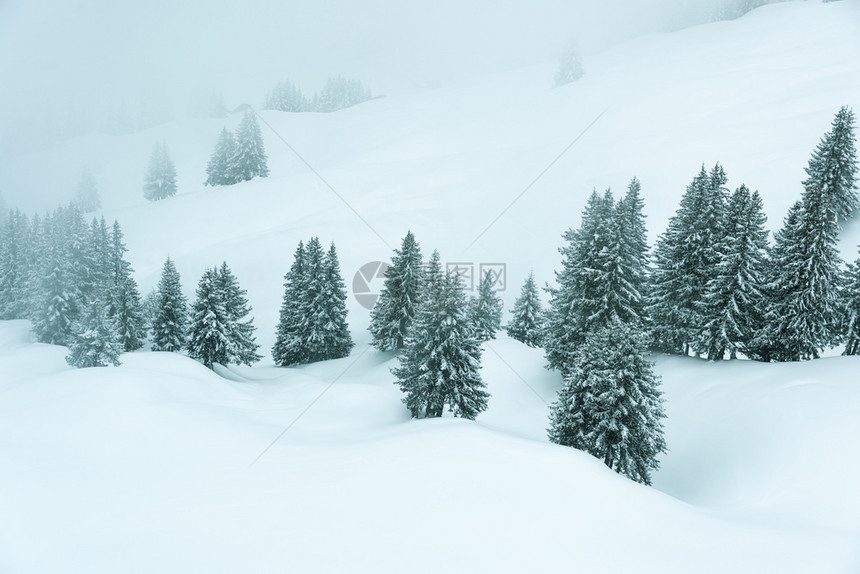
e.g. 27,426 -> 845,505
265,76 -> 373,113
367,232 -> 504,421
205,111 -> 269,187
0,205 -> 145,366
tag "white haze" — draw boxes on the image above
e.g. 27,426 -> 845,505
0,0 -> 745,160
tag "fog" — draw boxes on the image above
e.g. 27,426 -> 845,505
0,0 -> 736,150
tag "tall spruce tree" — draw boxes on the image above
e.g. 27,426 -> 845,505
369,231 -> 424,351
842,251 -> 860,356
803,106 -> 858,221
544,191 -> 608,374
151,257 -> 188,352
314,244 -> 354,360
107,221 -> 146,352
615,177 -> 650,327
648,164 -> 727,355
393,269 -> 488,420
548,319 -> 666,485
545,189 -> 641,373
506,271 -> 543,347
230,110 -> 269,182
697,186 -> 769,360
470,270 -> 504,342
216,262 -> 261,366
143,141 -> 178,201
272,241 -> 309,367
761,170 -> 843,360
187,267 -> 233,369
205,128 -> 238,187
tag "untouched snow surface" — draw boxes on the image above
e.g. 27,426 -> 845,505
1,321 -> 859,573
2,2 -> 860,572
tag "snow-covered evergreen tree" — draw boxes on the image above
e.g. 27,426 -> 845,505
151,257 -> 188,352
31,206 -> 89,345
74,167 -> 101,212
648,164 -> 727,355
187,267 -> 233,369
0,210 -> 31,319
393,269 -> 488,420
842,251 -> 860,356
615,177 -> 650,327
505,271 -> 543,347
107,222 -> 146,352
272,241 -> 309,367
65,301 -> 123,368
760,169 -> 844,360
143,141 -> 178,201
545,188 -> 645,373
216,262 -> 261,366
313,244 -> 354,361
544,191 -> 610,374
553,41 -> 584,87
369,231 -> 424,351
205,128 -> 238,187
548,319 -> 666,485
698,186 -> 769,360
141,287 -> 159,333
230,110 -> 269,183
470,270 -> 503,342
803,106 -> 858,221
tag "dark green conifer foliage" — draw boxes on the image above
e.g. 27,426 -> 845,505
151,257 -> 188,352
470,270 -> 503,342
505,271 -> 543,347
369,231 -> 424,351
393,268 -> 488,420
548,320 -> 666,485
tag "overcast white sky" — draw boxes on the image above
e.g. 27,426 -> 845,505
0,0 -> 722,151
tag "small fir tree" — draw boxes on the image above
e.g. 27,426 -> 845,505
470,270 -> 503,342
229,110 -> 269,182
205,128 -> 238,187
553,42 -> 584,87
506,271 -> 543,347
151,257 -> 188,352
216,262 -> 261,366
187,267 -> 233,369
143,141 -> 178,201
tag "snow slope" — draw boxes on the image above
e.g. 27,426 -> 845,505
2,1 -> 860,572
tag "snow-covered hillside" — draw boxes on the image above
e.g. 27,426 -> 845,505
2,1 -> 860,572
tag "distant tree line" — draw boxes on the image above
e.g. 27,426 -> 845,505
265,76 -> 373,113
